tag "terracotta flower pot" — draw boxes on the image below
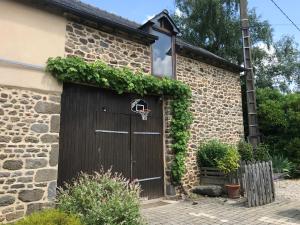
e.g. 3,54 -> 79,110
225,184 -> 240,199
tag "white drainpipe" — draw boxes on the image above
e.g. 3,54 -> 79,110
0,57 -> 45,71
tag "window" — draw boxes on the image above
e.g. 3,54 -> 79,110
151,30 -> 173,77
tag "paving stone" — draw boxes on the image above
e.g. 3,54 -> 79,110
143,181 -> 300,225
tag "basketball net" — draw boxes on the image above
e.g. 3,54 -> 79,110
137,109 -> 151,120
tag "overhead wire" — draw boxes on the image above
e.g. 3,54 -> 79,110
269,0 -> 300,32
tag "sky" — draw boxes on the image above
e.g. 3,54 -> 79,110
81,0 -> 300,44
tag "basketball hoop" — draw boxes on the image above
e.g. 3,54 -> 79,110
131,99 -> 151,120
137,109 -> 151,120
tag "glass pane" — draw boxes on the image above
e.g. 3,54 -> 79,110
152,30 -> 173,77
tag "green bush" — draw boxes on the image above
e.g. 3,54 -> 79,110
57,170 -> 143,225
284,137 -> 300,166
11,209 -> 82,225
197,140 -> 240,173
217,146 -> 240,174
237,140 -> 254,161
256,88 -> 300,176
272,155 -> 295,174
254,143 -> 271,161
197,140 -> 228,167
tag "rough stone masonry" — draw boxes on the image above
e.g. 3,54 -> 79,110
174,55 -> 244,190
0,86 -> 61,223
0,18 -> 244,223
65,21 -> 244,193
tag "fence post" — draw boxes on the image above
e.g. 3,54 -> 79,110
269,160 -> 275,200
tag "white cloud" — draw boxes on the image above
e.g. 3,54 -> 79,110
175,8 -> 183,17
254,42 -> 276,66
255,42 -> 275,55
153,56 -> 172,76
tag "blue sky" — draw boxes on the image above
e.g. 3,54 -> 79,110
82,0 -> 300,44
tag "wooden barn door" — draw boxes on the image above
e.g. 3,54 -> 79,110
131,115 -> 164,199
95,112 -> 131,178
58,83 -> 164,199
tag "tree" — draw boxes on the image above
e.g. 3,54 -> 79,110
255,36 -> 300,93
173,0 -> 273,64
256,88 -> 300,170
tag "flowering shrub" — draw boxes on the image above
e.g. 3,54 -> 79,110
57,170 -> 143,225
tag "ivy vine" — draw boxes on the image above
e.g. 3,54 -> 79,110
46,56 -> 193,183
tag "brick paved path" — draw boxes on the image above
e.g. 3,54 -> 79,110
275,179 -> 300,200
143,180 -> 300,225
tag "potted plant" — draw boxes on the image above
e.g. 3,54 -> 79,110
197,140 -> 229,186
197,140 -> 241,198
216,145 -> 241,199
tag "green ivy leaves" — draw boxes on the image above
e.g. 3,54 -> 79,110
46,56 -> 192,184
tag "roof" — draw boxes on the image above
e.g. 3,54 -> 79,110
22,0 -> 244,72
140,10 -> 180,34
24,0 -> 157,44
176,39 -> 245,72
46,0 -> 141,28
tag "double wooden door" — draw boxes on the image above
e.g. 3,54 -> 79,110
58,83 -> 164,199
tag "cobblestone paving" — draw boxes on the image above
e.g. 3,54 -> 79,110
142,180 -> 300,225
275,179 -> 300,200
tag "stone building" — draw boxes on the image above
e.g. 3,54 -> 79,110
0,0 -> 244,223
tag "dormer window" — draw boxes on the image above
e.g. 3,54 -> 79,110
152,30 -> 173,77
140,10 -> 180,78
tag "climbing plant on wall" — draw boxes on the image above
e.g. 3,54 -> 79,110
46,56 -> 193,183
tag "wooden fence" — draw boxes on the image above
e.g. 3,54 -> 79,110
240,161 -> 275,207
200,161 -> 275,207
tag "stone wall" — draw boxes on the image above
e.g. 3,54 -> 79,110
0,86 -> 61,223
64,20 -> 244,193
0,6 -> 245,223
164,55 -> 244,190
65,21 -> 151,73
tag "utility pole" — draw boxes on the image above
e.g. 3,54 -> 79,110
239,0 -> 260,147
